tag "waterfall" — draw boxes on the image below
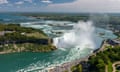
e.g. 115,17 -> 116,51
53,21 -> 96,50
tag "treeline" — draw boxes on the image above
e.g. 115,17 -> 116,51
88,45 -> 120,72
0,24 -> 46,35
39,16 -> 89,22
20,13 -> 120,23
18,13 -> 89,22
0,24 -> 48,44
71,64 -> 82,72
0,43 -> 56,53
109,16 -> 120,25
0,32 -> 48,43
0,32 -> 29,41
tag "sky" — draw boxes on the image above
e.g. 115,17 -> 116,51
0,0 -> 120,13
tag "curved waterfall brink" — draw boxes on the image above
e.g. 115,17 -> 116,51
53,21 -> 96,50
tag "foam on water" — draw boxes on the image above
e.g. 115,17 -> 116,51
17,49 -> 91,72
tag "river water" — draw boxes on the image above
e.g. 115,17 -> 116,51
0,14 -> 117,72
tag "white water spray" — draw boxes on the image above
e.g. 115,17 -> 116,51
53,21 -> 96,50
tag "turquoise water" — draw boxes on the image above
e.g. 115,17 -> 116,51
0,48 -> 93,72
0,14 -> 117,72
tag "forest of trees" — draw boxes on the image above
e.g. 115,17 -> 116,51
88,45 -> 120,72
0,24 -> 46,34
0,24 -> 47,41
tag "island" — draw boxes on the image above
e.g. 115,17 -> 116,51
0,24 -> 56,54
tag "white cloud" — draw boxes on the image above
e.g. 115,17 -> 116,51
15,1 -> 24,5
15,0 -> 32,5
41,0 -> 52,4
0,0 -> 8,4
44,0 -> 120,13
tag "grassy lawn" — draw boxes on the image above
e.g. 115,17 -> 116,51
107,61 -> 113,72
26,32 -> 48,39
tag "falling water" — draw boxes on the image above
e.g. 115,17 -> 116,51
53,21 -> 96,50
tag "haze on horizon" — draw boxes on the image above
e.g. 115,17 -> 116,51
0,0 -> 120,13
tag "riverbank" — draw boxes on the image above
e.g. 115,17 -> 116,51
47,57 -> 88,72
47,40 -> 107,72
0,43 -> 56,54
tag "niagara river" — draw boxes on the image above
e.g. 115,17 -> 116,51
0,14 -> 117,72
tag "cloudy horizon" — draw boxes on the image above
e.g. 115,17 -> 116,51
0,0 -> 120,13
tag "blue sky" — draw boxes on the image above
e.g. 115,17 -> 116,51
0,0 -> 75,7
1,0 -> 120,13
0,0 -> 76,12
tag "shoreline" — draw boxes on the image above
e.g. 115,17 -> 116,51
47,40 -> 107,72
0,48 -> 56,55
47,55 -> 90,72
0,44 -> 56,54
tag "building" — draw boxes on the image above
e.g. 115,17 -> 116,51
107,39 -> 120,46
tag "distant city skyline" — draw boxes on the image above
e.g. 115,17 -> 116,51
0,0 -> 120,13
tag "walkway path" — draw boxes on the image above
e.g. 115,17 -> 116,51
112,61 -> 120,72
105,65 -> 108,72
